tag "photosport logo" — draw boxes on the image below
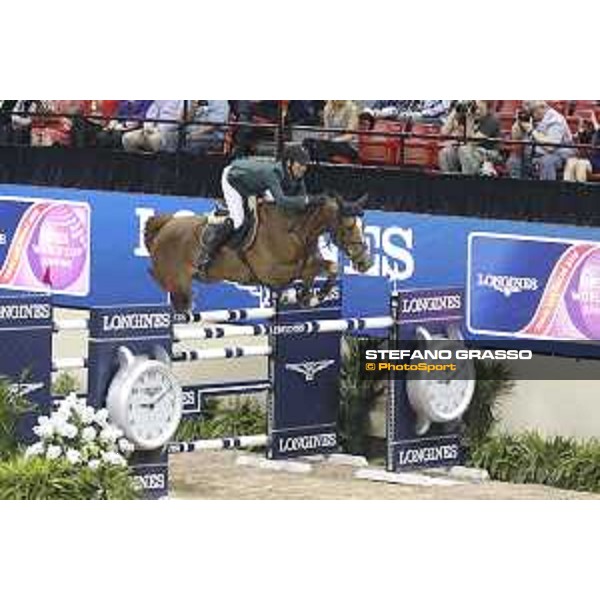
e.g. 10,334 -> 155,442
285,360 -> 335,382
476,272 -> 539,298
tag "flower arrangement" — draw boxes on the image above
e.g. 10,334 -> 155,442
25,393 -> 135,468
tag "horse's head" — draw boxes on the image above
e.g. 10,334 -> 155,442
324,192 -> 373,273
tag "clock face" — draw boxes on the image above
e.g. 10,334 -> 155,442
420,376 -> 473,419
406,357 -> 476,429
128,365 -> 181,446
107,348 -> 183,451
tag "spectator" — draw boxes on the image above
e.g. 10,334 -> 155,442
72,101 -> 118,148
288,101 -> 324,143
507,100 -> 575,180
96,100 -> 153,149
438,101 -> 467,172
439,101 -> 501,175
303,100 -> 359,162
229,101 -> 281,157
563,111 -> 600,182
365,100 -> 416,119
0,101 -> 17,144
362,100 -> 450,123
30,101 -> 82,147
184,100 -> 229,155
413,100 -> 451,122
122,100 -> 184,153
10,100 -> 43,144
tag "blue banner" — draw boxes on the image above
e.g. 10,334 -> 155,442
468,232 -> 600,342
3,183 -> 600,330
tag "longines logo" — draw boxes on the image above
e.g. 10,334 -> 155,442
102,312 -> 171,332
0,303 -> 51,321
477,273 -> 538,298
133,473 -> 166,491
398,443 -> 459,466
400,293 -> 462,315
8,382 -> 45,396
285,360 -> 335,382
278,432 -> 337,453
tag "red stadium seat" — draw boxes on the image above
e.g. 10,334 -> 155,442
402,122 -> 440,169
566,100 -> 598,116
358,119 -> 405,165
497,100 -> 523,115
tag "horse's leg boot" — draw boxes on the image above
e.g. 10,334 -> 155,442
197,218 -> 234,276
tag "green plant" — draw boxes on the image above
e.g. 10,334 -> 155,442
0,456 -> 140,500
470,432 -> 600,493
52,372 -> 80,396
338,336 -> 386,456
174,395 -> 265,442
0,376 -> 33,460
463,360 -> 514,445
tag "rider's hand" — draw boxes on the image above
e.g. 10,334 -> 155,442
308,194 -> 327,206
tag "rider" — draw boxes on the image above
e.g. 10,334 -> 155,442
198,143 -> 314,275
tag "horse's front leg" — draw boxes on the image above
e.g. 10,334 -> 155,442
316,259 -> 339,303
297,256 -> 338,307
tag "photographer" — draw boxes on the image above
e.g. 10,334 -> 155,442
563,111 -> 600,182
438,101 -> 500,175
507,101 -> 575,180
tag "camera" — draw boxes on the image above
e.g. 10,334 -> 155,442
452,100 -> 477,115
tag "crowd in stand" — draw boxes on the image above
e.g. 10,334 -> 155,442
0,100 -> 599,183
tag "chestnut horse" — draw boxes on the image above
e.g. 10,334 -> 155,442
144,193 -> 373,312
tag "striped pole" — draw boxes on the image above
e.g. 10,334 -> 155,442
171,345 -> 272,363
168,434 -> 268,453
174,323 -> 270,342
175,307 -> 275,324
173,315 -> 394,342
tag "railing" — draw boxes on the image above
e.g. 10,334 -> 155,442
1,101 -> 598,179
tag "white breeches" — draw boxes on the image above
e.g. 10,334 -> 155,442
221,166 -> 245,229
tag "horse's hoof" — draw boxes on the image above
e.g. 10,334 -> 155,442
280,289 -> 298,305
308,295 -> 320,308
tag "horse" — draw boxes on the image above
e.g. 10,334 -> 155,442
144,192 -> 373,312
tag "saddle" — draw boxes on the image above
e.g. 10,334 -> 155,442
208,195 -> 260,252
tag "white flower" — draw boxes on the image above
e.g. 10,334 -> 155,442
94,409 -> 109,425
54,420 -> 75,438
37,415 -> 51,427
25,442 -> 45,458
102,451 -> 127,467
78,406 -> 95,425
82,426 -> 97,443
46,445 -> 62,460
118,438 -> 135,454
65,449 -> 82,465
34,421 -> 54,439
87,459 -> 101,470
65,423 -> 78,438
100,425 -> 122,444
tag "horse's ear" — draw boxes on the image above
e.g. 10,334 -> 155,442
355,193 -> 369,208
340,200 -> 364,217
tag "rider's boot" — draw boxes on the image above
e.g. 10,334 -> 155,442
197,218 -> 234,276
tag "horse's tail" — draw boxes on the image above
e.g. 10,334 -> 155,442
144,214 -> 173,252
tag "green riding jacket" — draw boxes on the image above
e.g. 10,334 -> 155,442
226,158 -> 309,210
